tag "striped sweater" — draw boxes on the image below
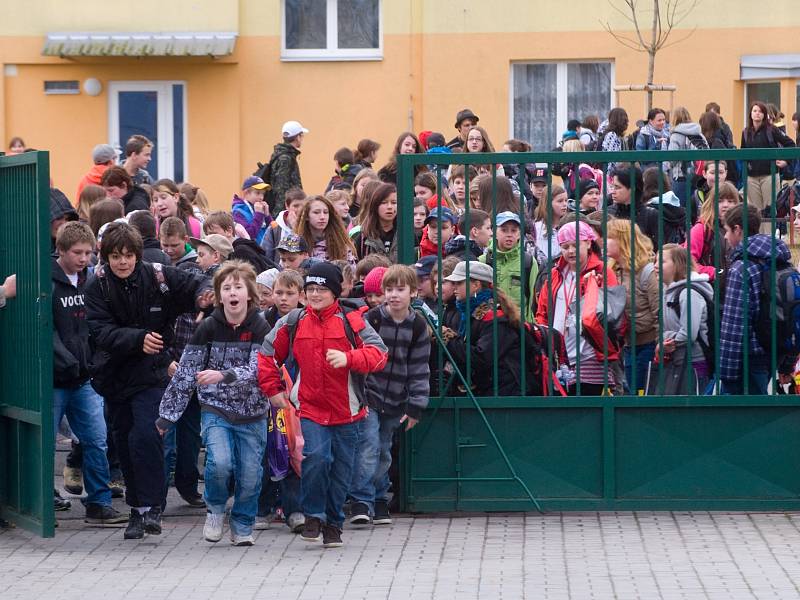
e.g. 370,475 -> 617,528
364,305 -> 431,420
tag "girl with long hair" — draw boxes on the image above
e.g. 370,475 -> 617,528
354,138 -> 380,169
464,126 -> 505,177
530,184 -> 568,260
350,183 -> 398,262
687,180 -> 739,283
377,132 -> 426,185
295,195 -> 356,266
605,219 -> 659,394
349,168 -> 379,219
152,179 -> 202,237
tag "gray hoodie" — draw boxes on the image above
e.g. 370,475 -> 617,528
662,273 -> 713,363
668,122 -> 706,179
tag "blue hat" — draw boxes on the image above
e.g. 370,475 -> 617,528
425,206 -> 457,226
414,255 -> 438,278
496,211 -> 521,227
242,175 -> 268,190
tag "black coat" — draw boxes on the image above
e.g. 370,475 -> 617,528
142,238 -> 171,265
85,260 -> 210,401
231,238 -> 278,272
52,259 -> 93,388
122,185 -> 151,214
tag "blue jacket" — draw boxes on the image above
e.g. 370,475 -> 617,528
719,234 -> 791,381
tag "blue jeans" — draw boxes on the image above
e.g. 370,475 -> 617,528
201,412 -> 267,536
162,394 -> 201,498
350,410 -> 402,513
257,470 -> 302,519
53,382 -> 112,506
300,418 -> 360,529
624,342 -> 656,395
721,366 -> 770,395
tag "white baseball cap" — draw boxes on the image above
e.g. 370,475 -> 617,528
282,120 -> 309,138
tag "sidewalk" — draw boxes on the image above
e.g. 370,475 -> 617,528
3,509 -> 800,600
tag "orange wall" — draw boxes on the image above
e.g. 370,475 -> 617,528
3,26 -> 800,210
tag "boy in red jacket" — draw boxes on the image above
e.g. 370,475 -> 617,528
258,262 -> 387,548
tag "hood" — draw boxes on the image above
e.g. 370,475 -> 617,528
647,190 -> 682,209
51,257 -> 88,287
673,122 -> 701,136
666,272 -> 713,296
444,234 -> 483,259
211,305 -> 262,329
50,187 -> 78,222
272,142 -> 301,158
275,210 -> 293,233
377,303 -> 415,325
493,242 -> 521,262
232,194 -> 249,209
176,248 -> 198,265
730,234 -> 792,263
85,164 -> 109,185
658,203 -> 686,225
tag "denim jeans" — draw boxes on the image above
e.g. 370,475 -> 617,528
257,470 -> 302,520
201,412 -> 267,537
721,366 -> 770,395
108,388 -> 167,508
624,342 -> 656,395
53,382 -> 112,506
162,394 -> 201,498
300,418 -> 360,529
350,410 -> 402,513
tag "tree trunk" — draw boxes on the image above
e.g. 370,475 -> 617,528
646,0 -> 659,113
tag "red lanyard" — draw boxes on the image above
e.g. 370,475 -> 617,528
562,272 -> 577,315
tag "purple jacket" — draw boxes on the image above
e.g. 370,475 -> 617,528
232,194 -> 272,244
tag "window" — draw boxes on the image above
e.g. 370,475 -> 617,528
44,80 -> 79,95
745,81 -> 780,120
282,0 -> 382,61
511,61 -> 613,151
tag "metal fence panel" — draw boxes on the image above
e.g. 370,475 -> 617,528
0,151 -> 54,536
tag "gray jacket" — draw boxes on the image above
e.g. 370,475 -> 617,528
668,122 -> 707,179
662,274 -> 713,363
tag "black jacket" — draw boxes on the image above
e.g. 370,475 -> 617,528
142,238 -> 171,265
122,185 -> 151,214
741,125 -> 796,177
231,238 -> 278,272
52,258 -> 92,388
85,261 -> 211,401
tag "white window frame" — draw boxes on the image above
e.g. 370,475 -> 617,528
281,0 -> 383,62
107,81 -> 188,181
508,60 -> 615,148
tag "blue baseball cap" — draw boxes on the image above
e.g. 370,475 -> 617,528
496,211 -> 521,227
424,206 -> 457,226
242,175 -> 268,190
414,255 -> 438,278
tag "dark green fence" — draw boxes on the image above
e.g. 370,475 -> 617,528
0,151 -> 54,535
397,147 -> 800,512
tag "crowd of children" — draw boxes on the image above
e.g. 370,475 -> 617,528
22,101 -> 800,548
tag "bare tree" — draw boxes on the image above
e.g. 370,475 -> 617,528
602,0 -> 700,112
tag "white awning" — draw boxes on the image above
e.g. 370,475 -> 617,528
741,54 -> 800,80
43,32 -> 237,57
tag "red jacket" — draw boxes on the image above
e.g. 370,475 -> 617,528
258,301 -> 388,426
534,251 -> 620,361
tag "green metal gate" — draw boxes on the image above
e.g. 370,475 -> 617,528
397,146 -> 800,512
0,151 -> 54,536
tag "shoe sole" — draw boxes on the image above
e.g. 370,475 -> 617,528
54,505 -> 72,512
144,526 -> 162,535
204,534 -> 223,543
64,486 -> 83,495
123,533 -> 144,540
349,515 -> 371,526
301,534 -> 321,542
323,541 -> 343,548
231,540 -> 254,546
84,519 -> 128,528
290,524 -> 305,534
372,518 -> 392,525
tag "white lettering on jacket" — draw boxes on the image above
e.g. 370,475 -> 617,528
60,294 -> 85,308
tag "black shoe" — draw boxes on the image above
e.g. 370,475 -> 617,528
321,524 -> 343,548
85,504 -> 129,527
373,500 -> 392,525
143,507 -> 162,535
124,510 -> 145,540
109,479 -> 125,499
179,491 -> 206,508
349,502 -> 371,526
54,489 -> 71,512
300,516 -> 321,542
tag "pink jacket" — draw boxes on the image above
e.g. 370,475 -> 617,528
686,222 -> 716,281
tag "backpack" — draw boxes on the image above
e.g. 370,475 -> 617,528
666,282 -> 716,371
685,133 -> 710,150
755,262 -> 800,359
522,323 -> 568,396
641,205 -> 686,245
768,181 -> 800,220
255,151 -> 298,212
484,249 -> 535,308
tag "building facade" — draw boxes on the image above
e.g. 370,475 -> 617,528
2,0 -> 800,207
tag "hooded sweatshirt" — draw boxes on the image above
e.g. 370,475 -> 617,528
52,258 -> 92,388
719,234 -> 792,381
480,242 -> 538,322
668,123 -> 706,179
640,190 -> 687,246
76,164 -> 109,199
232,194 -> 271,245
663,273 -> 713,364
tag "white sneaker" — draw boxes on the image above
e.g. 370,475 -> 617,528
231,532 -> 254,546
203,512 -> 224,543
287,512 -> 306,534
253,514 -> 273,530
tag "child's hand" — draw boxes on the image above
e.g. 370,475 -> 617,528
197,290 -> 214,309
143,332 -> 164,354
254,201 -> 268,214
168,361 -> 179,377
326,349 -> 348,368
399,414 -> 419,431
197,370 -> 224,385
663,338 -> 676,354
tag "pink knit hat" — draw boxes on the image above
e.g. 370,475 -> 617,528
557,220 -> 598,245
363,267 -> 388,295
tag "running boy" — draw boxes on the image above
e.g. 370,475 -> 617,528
350,265 -> 430,526
258,262 -> 387,548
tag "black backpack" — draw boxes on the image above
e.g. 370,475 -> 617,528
666,282 -> 715,371
755,261 -> 800,360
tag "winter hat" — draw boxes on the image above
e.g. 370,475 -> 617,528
304,261 -> 343,298
256,268 -> 280,290
557,221 -> 598,245
576,178 -> 600,199
418,130 -> 433,151
363,267 -> 388,295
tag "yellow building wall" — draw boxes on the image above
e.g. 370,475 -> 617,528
3,0 -> 800,209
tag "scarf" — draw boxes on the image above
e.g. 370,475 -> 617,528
455,288 -> 496,337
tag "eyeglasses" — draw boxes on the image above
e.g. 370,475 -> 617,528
305,285 -> 329,295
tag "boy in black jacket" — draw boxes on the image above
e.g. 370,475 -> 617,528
85,222 -> 213,540
53,222 -> 127,527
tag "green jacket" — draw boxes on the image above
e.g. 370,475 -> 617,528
480,242 -> 538,322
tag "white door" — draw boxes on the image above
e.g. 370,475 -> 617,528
108,81 -> 187,181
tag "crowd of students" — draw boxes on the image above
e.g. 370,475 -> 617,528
6,100 -> 800,548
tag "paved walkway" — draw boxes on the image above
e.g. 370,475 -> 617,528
4,509 -> 800,599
